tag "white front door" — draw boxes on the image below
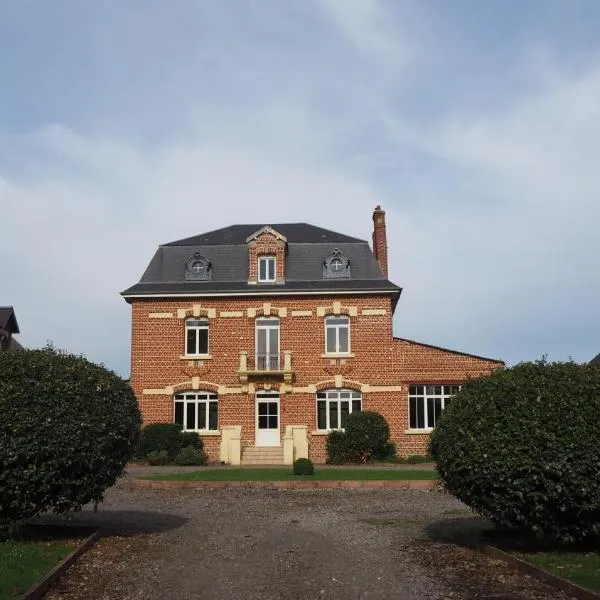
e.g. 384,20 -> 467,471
256,393 -> 280,446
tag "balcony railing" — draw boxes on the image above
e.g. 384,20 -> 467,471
255,353 -> 281,371
238,350 -> 293,383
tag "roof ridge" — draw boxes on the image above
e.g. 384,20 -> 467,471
393,337 -> 504,364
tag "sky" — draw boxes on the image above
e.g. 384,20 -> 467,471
2,0 -> 600,376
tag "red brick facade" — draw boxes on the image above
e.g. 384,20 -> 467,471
127,253 -> 502,462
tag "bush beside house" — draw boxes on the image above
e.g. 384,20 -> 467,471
136,423 -> 207,465
326,411 -> 395,464
430,360 -> 600,543
0,346 -> 141,531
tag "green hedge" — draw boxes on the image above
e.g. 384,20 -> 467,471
293,457 -> 315,475
136,424 -> 204,462
326,411 -> 394,463
430,360 -> 600,543
0,347 -> 141,531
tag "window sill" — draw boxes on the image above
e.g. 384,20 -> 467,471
320,353 -> 355,358
184,430 -> 221,436
311,430 -> 342,436
180,354 -> 213,360
404,429 -> 433,435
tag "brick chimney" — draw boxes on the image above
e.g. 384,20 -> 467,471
372,205 -> 388,277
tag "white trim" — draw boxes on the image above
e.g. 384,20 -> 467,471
408,384 -> 461,430
255,392 -> 280,446
324,315 -> 351,355
255,316 -> 280,370
258,256 -> 276,283
185,317 -> 209,356
122,289 -> 398,299
315,389 -> 362,431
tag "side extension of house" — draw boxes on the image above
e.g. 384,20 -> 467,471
122,208 -> 502,464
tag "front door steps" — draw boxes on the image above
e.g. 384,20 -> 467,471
241,446 -> 284,465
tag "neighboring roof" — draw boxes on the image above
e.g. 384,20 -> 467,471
163,223 -> 366,246
123,223 -> 401,301
0,307 -> 19,334
394,337 -> 504,365
589,353 -> 600,366
10,337 -> 24,350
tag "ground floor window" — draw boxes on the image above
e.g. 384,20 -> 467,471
408,385 -> 460,430
317,389 -> 362,430
174,392 -> 218,431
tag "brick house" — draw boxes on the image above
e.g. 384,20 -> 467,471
122,207 -> 502,464
0,307 -> 21,351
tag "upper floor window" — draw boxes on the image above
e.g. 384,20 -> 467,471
408,385 -> 460,430
323,248 -> 350,279
258,256 -> 276,282
185,252 -> 211,281
325,315 -> 350,354
255,317 -> 280,370
174,391 -> 218,431
317,389 -> 362,430
186,318 -> 209,356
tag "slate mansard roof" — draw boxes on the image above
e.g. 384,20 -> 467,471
0,307 -> 19,334
122,223 -> 401,301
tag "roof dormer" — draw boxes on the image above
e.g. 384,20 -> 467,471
246,226 -> 287,285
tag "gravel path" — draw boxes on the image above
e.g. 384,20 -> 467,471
42,478 -> 575,600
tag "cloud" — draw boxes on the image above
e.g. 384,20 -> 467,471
383,64 -> 600,363
0,118 -> 384,375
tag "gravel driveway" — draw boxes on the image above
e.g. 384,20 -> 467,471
42,477 -> 574,600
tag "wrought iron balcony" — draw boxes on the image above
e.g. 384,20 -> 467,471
238,351 -> 293,383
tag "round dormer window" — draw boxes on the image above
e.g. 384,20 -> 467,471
330,257 -> 344,271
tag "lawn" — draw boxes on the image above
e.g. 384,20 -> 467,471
0,539 -> 76,600
143,467 -> 439,482
518,551 -> 600,593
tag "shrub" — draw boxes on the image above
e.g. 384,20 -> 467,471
147,450 -> 170,465
136,423 -> 184,459
326,429 -> 350,464
326,411 -> 393,464
174,446 -> 207,466
343,411 -> 391,463
430,360 -> 600,543
293,458 -> 315,475
0,346 -> 141,531
374,440 -> 396,461
180,431 -> 203,451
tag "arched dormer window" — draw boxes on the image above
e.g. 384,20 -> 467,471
185,253 -> 211,281
323,248 -> 350,279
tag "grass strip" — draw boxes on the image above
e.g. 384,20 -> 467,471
0,540 -> 76,600
142,468 -> 439,482
517,551 -> 600,593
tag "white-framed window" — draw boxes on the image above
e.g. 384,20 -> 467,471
316,389 -> 362,430
408,385 -> 460,430
325,315 -> 350,354
258,256 -> 276,282
255,316 -> 280,370
174,392 -> 218,431
185,318 -> 209,356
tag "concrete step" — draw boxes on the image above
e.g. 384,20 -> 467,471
241,446 -> 284,465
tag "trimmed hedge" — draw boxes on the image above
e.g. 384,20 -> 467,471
174,446 -> 207,466
430,360 -> 600,543
293,457 -> 315,475
136,424 -> 205,463
0,347 -> 141,531
136,423 -> 184,459
326,411 -> 394,463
